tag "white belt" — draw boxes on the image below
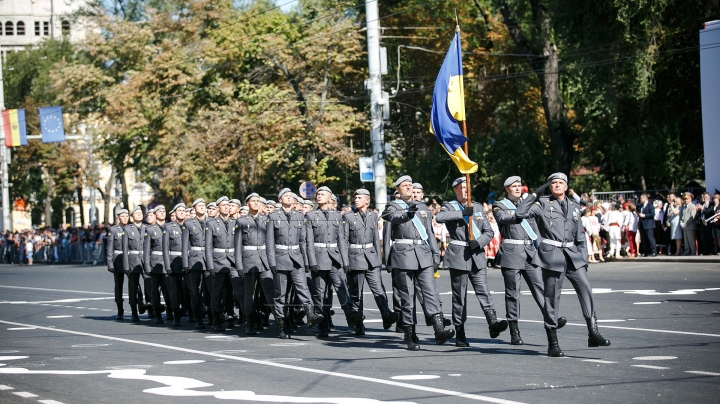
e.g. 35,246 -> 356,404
190,246 -> 204,251
450,240 -> 468,247
276,245 -> 300,250
151,251 -> 163,256
503,239 -> 533,245
314,243 -> 338,248
349,243 -> 374,249
169,251 -> 182,256
213,248 -> 235,253
129,250 -> 141,255
243,245 -> 266,251
394,239 -> 425,245
114,250 -> 123,255
541,239 -> 575,248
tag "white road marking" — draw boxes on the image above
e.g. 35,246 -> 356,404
163,360 -> 205,365
686,371 -> 720,376
0,384 -> 13,390
0,285 -> 112,295
71,344 -> 111,348
7,327 -> 37,330
46,316 -> 72,319
0,297 -> 115,305
449,374 -> 462,377
363,320 -> 383,323
582,359 -> 617,364
270,343 -> 306,347
0,356 -> 29,361
12,392 -> 39,398
515,319 -> 720,338
0,350 -> 18,353
265,358 -> 303,363
596,320 -> 625,323
38,400 -> 66,404
633,302 -> 662,305
391,375 -> 440,380
633,356 -> 677,361
0,319 -> 527,404
632,365 -> 670,370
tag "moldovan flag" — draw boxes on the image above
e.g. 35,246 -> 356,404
429,31 -> 477,174
1,109 -> 28,147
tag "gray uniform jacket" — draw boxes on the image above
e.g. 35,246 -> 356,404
343,210 -> 381,270
382,200 -> 440,270
164,221 -> 184,273
266,209 -> 307,269
204,216 -> 238,273
143,223 -> 165,274
234,214 -> 270,273
492,198 -> 540,270
305,209 -> 348,269
126,223 -> 145,274
182,217 -> 206,271
106,224 -> 127,272
435,200 -> 494,271
516,194 -> 587,272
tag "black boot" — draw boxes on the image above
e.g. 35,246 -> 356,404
425,315 -> 433,326
130,305 -> 140,322
405,325 -> 420,351
443,316 -> 452,327
546,328 -> 564,357
586,317 -> 611,347
317,318 -> 329,338
147,305 -> 155,319
484,309 -> 508,338
432,314 -> 455,345
172,309 -> 182,327
245,313 -> 257,335
328,309 -> 335,328
455,325 -> 469,347
355,321 -> 366,336
382,310 -> 398,330
138,303 -> 147,315
155,312 -> 165,324
276,317 -> 289,339
212,312 -> 226,332
195,317 -> 206,329
558,316 -> 567,329
226,316 -> 235,329
304,304 -> 324,327
115,303 -> 124,321
165,306 -> 173,320
509,321 -> 523,345
342,304 -> 363,328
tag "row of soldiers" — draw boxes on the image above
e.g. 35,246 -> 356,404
107,172 -> 611,356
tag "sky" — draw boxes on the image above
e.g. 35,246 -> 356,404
276,0 -> 298,12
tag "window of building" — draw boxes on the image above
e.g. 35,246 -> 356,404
35,21 -> 40,36
43,21 -> 49,36
16,21 -> 25,36
61,21 -> 70,35
5,22 -> 14,36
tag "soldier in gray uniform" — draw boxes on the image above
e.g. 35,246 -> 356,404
183,198 -> 209,329
435,177 -> 507,347
165,203 -> 187,326
492,176 -> 567,345
267,188 -> 324,339
153,205 -> 173,320
226,198 -> 246,328
305,186 -> 360,338
143,207 -> 168,324
234,193 -> 275,335
382,175 -> 454,350
344,188 -> 398,334
107,208 -> 130,321
204,196 -> 240,332
124,206 -> 146,322
516,173 -> 611,357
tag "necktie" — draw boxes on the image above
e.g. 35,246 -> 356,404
560,198 -> 567,217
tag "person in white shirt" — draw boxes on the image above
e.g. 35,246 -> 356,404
625,203 -> 640,257
605,204 -> 623,258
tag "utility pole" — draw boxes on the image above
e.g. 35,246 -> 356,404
0,55 -> 11,232
88,126 -> 96,225
365,0 -> 387,212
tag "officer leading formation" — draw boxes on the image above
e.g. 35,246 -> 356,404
107,173 -> 611,356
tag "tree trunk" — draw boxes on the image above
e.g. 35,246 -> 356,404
44,170 -> 54,228
76,186 -> 85,227
118,167 -> 129,211
103,167 -> 116,224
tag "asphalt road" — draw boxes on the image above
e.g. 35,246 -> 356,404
0,261 -> 719,404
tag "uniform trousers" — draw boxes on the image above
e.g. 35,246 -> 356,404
244,270 -> 275,317
501,262 -> 545,322
125,272 -> 142,306
185,270 -> 205,318
311,267 -> 351,310
113,271 -> 125,304
542,253 -> 595,329
210,269 -> 238,320
150,273 -> 168,312
142,277 -> 152,305
202,272 -> 212,310
273,269 -> 313,319
391,270 -> 436,322
166,272 -> 184,310
449,263 -> 495,326
348,268 -> 391,316
394,267 -> 442,326
224,277 -> 245,315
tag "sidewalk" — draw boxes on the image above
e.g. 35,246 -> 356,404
616,255 -> 720,264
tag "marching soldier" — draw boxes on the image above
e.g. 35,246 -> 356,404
266,188 -> 324,339
229,199 -> 241,219
165,203 -> 188,326
516,173 -> 611,357
207,202 -> 218,218
183,198 -> 209,329
303,200 -> 314,214
305,186 -> 360,338
143,207 -> 168,324
205,196 -> 241,332
492,176 -> 567,345
224,198 -> 245,328
153,205 -> 173,321
382,175 -> 454,350
435,177 -> 507,347
343,189 -> 398,334
234,193 -> 275,335
125,206 -> 146,322
107,208 -> 129,321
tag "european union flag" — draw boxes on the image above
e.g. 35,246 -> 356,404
39,106 -> 65,143
429,30 -> 478,174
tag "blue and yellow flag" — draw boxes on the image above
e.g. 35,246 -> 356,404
429,31 -> 477,174
2,109 -> 28,147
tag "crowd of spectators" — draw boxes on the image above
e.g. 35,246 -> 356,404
0,225 -> 110,265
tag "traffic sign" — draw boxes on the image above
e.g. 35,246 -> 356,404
299,181 -> 316,199
359,157 -> 374,182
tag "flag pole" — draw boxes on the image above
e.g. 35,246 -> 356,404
455,18 -> 474,241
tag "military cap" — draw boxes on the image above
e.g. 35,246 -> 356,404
546,172 -> 568,183
207,202 -> 217,209
184,207 -> 192,212
147,207 -> 157,214
116,208 -> 129,216
245,193 -> 260,203
503,176 -> 522,187
394,175 -> 413,188
303,199 -> 314,206
240,206 -> 249,212
452,177 -> 466,187
216,196 -> 229,205
258,198 -> 268,205
275,202 -> 282,208
331,194 -> 337,201
229,199 -> 241,206
192,198 -> 205,207
170,203 -> 186,214
412,182 -> 423,190
278,188 -> 292,199
266,200 -> 276,205
317,186 -> 332,194
130,206 -> 142,215
154,205 -> 166,212
354,188 -> 370,196
294,195 -> 304,203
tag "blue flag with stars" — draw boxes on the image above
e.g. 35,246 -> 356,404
39,106 -> 65,143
